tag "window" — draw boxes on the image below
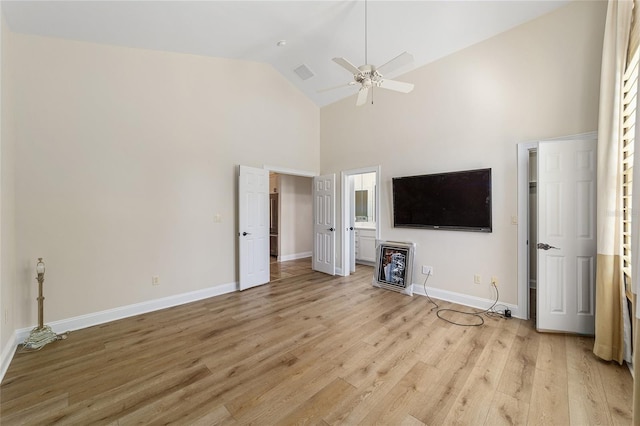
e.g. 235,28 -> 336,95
623,40 -> 639,298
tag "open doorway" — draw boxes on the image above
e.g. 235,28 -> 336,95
342,166 -> 380,277
268,171 -> 314,281
528,150 -> 538,322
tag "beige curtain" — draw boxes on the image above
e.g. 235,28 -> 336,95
634,322 -> 640,424
594,0 -> 633,364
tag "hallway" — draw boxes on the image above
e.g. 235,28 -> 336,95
270,257 -> 312,282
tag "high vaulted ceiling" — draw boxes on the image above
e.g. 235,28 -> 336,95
2,1 -> 569,107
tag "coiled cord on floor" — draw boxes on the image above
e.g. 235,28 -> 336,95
422,273 -> 506,327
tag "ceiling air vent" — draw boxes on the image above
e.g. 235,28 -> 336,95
294,64 -> 314,81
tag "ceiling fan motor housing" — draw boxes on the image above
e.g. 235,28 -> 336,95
355,65 -> 383,88
327,52 -> 414,105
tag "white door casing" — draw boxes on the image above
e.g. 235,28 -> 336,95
349,176 -> 356,273
238,165 -> 270,290
313,174 -> 336,275
537,139 -> 597,334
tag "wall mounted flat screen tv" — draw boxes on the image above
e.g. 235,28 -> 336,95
392,168 -> 492,232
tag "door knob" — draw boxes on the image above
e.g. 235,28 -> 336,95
537,242 -> 560,250
241,232 -> 251,236
349,227 -> 354,231
328,227 -> 335,232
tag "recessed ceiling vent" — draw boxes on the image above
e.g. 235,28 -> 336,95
294,64 -> 315,81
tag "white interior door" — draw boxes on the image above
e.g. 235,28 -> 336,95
238,165 -> 270,290
313,174 -> 336,275
537,138 -> 596,334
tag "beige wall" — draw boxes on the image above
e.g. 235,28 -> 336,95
1,14 -> 17,352
320,1 -> 606,304
7,33 -> 319,327
279,174 -> 313,259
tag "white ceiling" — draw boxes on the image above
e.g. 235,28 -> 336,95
2,0 -> 569,107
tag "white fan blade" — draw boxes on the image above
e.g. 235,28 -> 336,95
377,51 -> 414,75
316,82 -> 357,93
356,87 -> 369,106
332,57 -> 362,75
379,79 -> 414,93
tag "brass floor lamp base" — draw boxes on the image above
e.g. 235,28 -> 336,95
21,325 -> 61,351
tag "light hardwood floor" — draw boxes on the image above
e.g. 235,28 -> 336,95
1,261 -> 633,425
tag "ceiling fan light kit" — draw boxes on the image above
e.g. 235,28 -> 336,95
324,0 -> 415,106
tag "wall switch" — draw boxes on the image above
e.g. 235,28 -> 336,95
152,276 -> 160,286
511,216 -> 518,225
214,213 -> 222,223
422,265 -> 433,276
474,274 -> 482,284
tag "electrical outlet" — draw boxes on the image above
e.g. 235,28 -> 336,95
422,265 -> 433,276
491,276 -> 498,286
152,276 -> 160,286
474,274 -> 481,284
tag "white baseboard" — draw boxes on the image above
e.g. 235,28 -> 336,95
411,283 -> 522,319
1,281 -> 237,384
15,281 -> 238,341
278,251 -> 312,262
0,331 -> 17,384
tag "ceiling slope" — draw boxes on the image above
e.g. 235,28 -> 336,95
2,1 -> 569,107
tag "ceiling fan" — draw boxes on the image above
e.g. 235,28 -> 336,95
322,0 -> 415,106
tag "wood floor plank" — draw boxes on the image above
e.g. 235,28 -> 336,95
0,392 -> 69,425
408,359 -> 473,426
535,331 -> 568,377
358,360 -> 437,425
410,320 -> 511,425
291,315 -> 381,363
202,324 -> 329,399
421,321 -> 471,368
0,260 -> 633,425
322,351 -> 420,425
189,404 -> 237,426
401,414 -> 427,426
119,376 -> 236,425
495,320 -> 540,403
528,368 -> 570,426
596,356 -> 634,425
225,352 -> 342,423
441,323 -> 517,425
21,363 -> 212,425
196,351 -> 302,409
342,313 -> 427,390
483,390 -> 529,426
566,335 -> 613,425
276,377 -> 356,425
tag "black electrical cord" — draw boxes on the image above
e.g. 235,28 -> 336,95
422,275 -> 506,327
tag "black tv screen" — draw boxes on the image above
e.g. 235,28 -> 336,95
392,168 -> 492,232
